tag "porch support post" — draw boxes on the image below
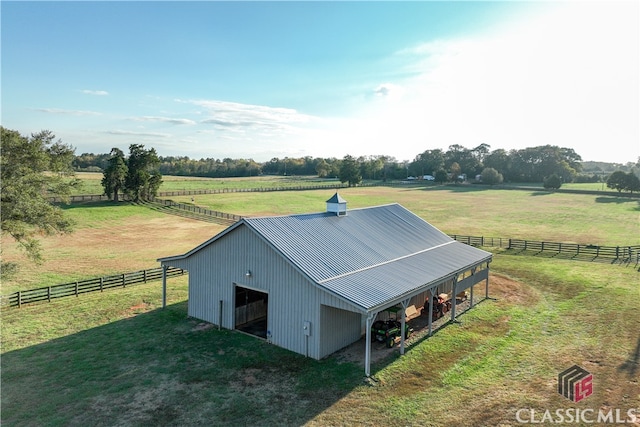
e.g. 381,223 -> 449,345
400,298 -> 411,355
469,267 -> 477,308
427,288 -> 434,336
470,282 -> 475,308
162,265 -> 168,308
485,262 -> 491,299
450,274 -> 459,323
365,312 -> 377,377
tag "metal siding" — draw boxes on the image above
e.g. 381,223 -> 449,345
162,224 -> 327,359
262,259 -> 323,359
182,231 -> 239,325
159,203 -> 493,360
319,305 -> 362,359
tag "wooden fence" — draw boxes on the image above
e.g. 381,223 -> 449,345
1,267 -> 185,308
47,183 -> 358,203
151,198 -> 243,222
449,235 -> 640,263
3,236 -> 636,309
156,183 -> 357,197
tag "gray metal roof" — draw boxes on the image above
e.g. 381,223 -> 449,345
244,203 -> 492,311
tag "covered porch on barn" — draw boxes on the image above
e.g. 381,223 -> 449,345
358,261 -> 492,377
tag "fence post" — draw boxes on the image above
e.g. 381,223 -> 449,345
100,277 -> 104,292
17,291 -> 21,308
143,270 -> 147,283
75,281 -> 79,297
48,286 -> 51,302
162,266 -> 167,308
122,273 -> 126,288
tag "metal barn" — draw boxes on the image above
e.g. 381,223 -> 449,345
158,194 -> 492,376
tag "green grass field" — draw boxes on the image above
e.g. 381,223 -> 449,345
4,183 -> 638,295
171,185 -> 639,244
2,180 -> 639,426
71,172 -> 346,195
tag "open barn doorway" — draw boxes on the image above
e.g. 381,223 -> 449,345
234,285 -> 268,339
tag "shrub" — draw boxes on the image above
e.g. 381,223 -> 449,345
543,174 -> 562,189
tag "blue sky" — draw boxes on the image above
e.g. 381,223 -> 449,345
2,1 -> 638,164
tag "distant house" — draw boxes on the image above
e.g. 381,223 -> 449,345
158,193 -> 492,376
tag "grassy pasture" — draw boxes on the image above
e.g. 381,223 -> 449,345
4,184 -> 638,295
2,180 -> 639,426
72,171 -> 615,194
71,172 -> 344,195
171,185 -> 639,245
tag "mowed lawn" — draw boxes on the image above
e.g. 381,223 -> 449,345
2,183 -> 639,426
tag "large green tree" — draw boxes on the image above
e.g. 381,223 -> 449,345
338,155 -> 362,187
123,144 -> 162,201
315,159 -> 331,178
1,127 -> 79,269
606,171 -> 628,192
101,148 -> 128,202
481,149 -> 511,180
509,145 -> 582,182
410,149 -> 445,178
445,144 -> 478,178
625,172 -> 640,193
607,170 -> 640,193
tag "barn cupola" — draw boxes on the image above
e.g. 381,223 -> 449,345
326,192 -> 347,216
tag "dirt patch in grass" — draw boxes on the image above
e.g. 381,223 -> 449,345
192,322 -> 215,332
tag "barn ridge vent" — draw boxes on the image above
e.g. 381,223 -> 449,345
326,192 -> 347,216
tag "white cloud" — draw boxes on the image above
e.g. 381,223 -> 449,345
106,129 -> 171,138
132,116 -> 196,125
82,89 -> 109,96
35,108 -> 101,116
176,99 -> 314,133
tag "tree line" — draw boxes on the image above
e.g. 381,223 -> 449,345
75,143 -> 640,185
2,125 -> 639,276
